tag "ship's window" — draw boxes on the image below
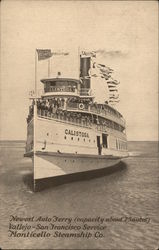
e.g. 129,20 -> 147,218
64,136 -> 67,139
71,137 -> 73,140
78,138 -> 80,141
102,133 -> 108,148
83,138 -> 85,142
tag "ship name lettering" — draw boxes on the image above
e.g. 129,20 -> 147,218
65,129 -> 89,138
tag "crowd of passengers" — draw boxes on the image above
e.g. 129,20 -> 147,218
27,98 -> 123,132
37,98 -> 65,111
27,97 -> 122,125
34,97 -> 117,115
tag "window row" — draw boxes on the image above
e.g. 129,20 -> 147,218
64,136 -> 96,143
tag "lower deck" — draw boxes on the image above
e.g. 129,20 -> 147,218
25,112 -> 128,158
25,110 -> 128,187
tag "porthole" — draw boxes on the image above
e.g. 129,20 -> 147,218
71,137 -> 73,140
83,138 -> 85,142
78,138 -> 80,141
64,136 -> 67,139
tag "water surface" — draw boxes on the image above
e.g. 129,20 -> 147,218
0,141 -> 158,249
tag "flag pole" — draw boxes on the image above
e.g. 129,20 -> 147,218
78,46 -> 80,80
35,49 -> 38,102
34,49 -> 38,191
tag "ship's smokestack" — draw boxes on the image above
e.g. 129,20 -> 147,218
80,56 -> 91,89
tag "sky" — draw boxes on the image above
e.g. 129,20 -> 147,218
0,0 -> 158,141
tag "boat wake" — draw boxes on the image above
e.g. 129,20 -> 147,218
128,151 -> 143,157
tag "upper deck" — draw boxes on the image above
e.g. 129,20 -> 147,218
27,77 -> 126,131
41,78 -> 94,98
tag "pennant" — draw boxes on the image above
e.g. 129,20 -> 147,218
107,80 -> 120,85
98,63 -> 106,68
99,70 -> 111,76
109,96 -> 119,99
109,89 -> 118,92
103,73 -> 111,78
109,100 -> 120,103
97,64 -> 114,72
107,85 -> 117,88
36,49 -> 53,61
91,74 -> 98,77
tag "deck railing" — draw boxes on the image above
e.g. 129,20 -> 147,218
37,109 -> 92,129
66,103 -> 125,127
37,109 -> 126,135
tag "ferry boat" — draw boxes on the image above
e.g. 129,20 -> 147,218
24,50 -> 128,190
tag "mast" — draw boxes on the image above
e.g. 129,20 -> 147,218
35,49 -> 38,102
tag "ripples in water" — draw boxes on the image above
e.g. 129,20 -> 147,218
0,141 -> 158,249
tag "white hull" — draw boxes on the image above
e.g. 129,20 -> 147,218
25,106 -> 128,190
33,151 -> 121,180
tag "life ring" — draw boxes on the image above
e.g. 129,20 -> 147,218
79,103 -> 84,110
